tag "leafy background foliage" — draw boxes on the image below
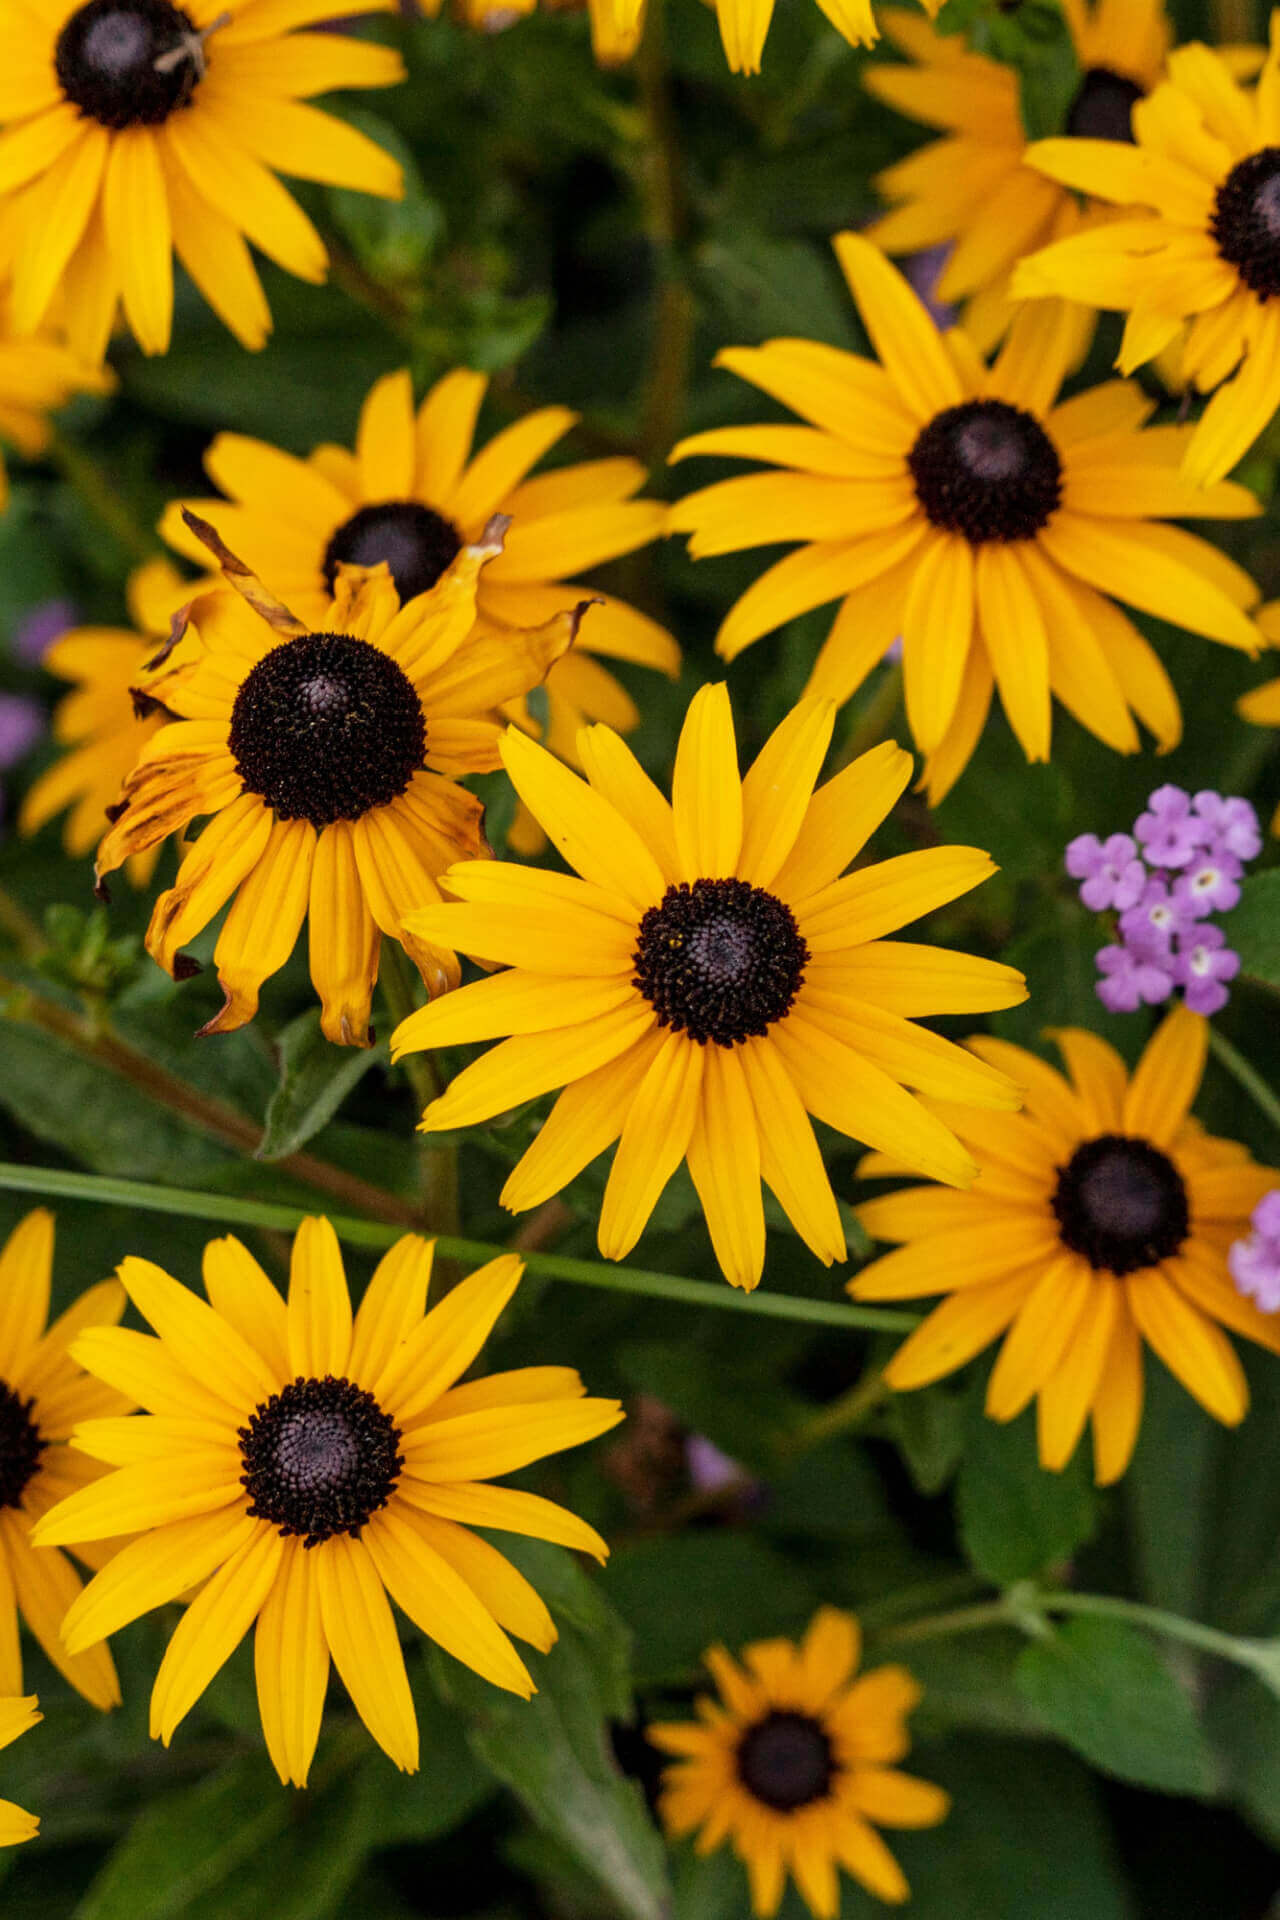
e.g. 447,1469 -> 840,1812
3,0 -> 1280,1913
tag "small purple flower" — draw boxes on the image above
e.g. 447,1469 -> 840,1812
1229,1190 -> 1280,1314
1192,791 -> 1262,864
1173,924 -> 1240,1016
1066,832 -> 1147,913
1096,942 -> 1174,1013
0,692 -> 46,831
902,245 -> 957,330
1119,878 -> 1195,952
1135,784 -> 1210,869
12,599 -> 77,667
1173,850 -> 1243,919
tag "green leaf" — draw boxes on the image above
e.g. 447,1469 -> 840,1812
428,1542 -> 670,1920
606,1533 -> 818,1685
887,1380 -> 970,1496
326,109 -> 446,289
1011,3 -> 1082,142
1223,870 -> 1280,989
1015,1617 -> 1218,1796
257,1010 -> 388,1161
957,1408 -> 1099,1587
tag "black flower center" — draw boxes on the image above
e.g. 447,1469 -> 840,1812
239,1375 -> 403,1548
737,1712 -> 834,1813
1064,67 -> 1143,143
0,1382 -> 44,1511
323,503 -> 463,607
632,878 -> 808,1048
1051,1134 -> 1190,1277
56,0 -> 203,128
1212,148 -> 1280,299
909,399 -> 1063,544
228,631 -> 426,828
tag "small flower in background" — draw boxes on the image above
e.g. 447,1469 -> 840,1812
1068,784 -> 1261,1018
1230,1191 -> 1280,1315
0,1697 -> 40,1848
0,695 -> 45,826
34,1218 -> 622,1786
649,1608 -> 948,1915
12,601 -> 79,667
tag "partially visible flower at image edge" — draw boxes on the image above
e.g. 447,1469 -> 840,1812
393,681 -> 1027,1291
0,1697 -> 40,1848
1230,1190 -> 1280,1314
649,1607 -> 948,1916
852,1005 -> 1280,1483
33,1217 -> 622,1786
612,0 -> 939,77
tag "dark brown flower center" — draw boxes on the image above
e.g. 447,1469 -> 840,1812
908,399 -> 1062,544
228,631 -> 426,828
239,1375 -> 402,1548
56,0 -> 203,128
1064,67 -> 1143,143
632,878 -> 808,1048
323,503 -> 463,607
737,1712 -> 834,1812
1212,148 -> 1280,299
1051,1134 -> 1190,1276
0,1382 -> 44,1511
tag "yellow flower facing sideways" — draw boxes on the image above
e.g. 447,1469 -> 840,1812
33,1218 -> 623,1786
852,1007 -> 1280,1484
94,515 -> 582,1045
0,1698 -> 40,1848
650,1608 -> 948,1917
0,0 -> 405,361
864,1 -> 1173,357
161,368 -> 678,852
611,0 -> 939,78
1016,14 -> 1280,485
429,0 -> 642,68
20,559 -> 190,886
393,683 -> 1027,1292
670,235 -> 1263,804
0,1211 -> 128,1714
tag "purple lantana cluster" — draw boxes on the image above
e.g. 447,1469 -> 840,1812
1230,1192 -> 1280,1314
1066,784 -> 1261,1017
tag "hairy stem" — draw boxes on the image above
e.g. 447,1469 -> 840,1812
1207,1024 -> 1280,1138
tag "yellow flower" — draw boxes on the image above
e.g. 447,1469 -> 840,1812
1016,14 -> 1280,486
393,683 -> 1026,1291
94,515 -> 581,1044
612,0 -> 938,76
161,367 -> 678,852
423,0 -> 641,67
864,2 -> 1174,357
649,1608 -> 948,1916
0,1210 -> 127,1713
0,1697 -> 40,1848
0,0 -> 405,361
851,1006 -> 1280,1484
1238,599 -> 1280,830
33,1218 -> 622,1786
670,234 -> 1262,804
19,559 -> 189,886
0,305 -> 112,509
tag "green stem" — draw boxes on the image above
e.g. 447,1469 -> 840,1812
1038,1589 -> 1260,1669
44,430 -> 156,567
0,887 -> 44,961
786,1367 -> 891,1454
635,0 -> 694,469
0,1161 -> 922,1331
871,1598 -> 1017,1649
1207,1025 -> 1280,1138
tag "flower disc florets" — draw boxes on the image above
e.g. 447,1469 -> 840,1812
1065,67 -> 1143,142
228,631 -> 426,828
1212,148 -> 1280,299
56,0 -> 203,128
908,399 -> 1063,544
239,1375 -> 403,1549
1052,1134 -> 1190,1276
322,504 -> 464,607
0,1385 -> 44,1512
632,877 -> 808,1047
736,1711 -> 834,1812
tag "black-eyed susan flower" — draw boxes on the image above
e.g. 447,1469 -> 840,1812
0,1697 -> 40,1847
20,560 -> 189,885
0,0 -> 404,362
864,2 -> 1174,357
0,306 -> 112,509
1016,17 -> 1280,486
649,1608 -> 947,1916
1238,602 -> 1280,831
0,1210 -> 127,1713
669,235 -> 1263,805
33,1218 -> 622,1785
161,367 -> 678,853
611,0 -> 938,76
94,514 -> 581,1044
393,684 -> 1027,1291
425,0 -> 641,67
852,1006 -> 1280,1484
